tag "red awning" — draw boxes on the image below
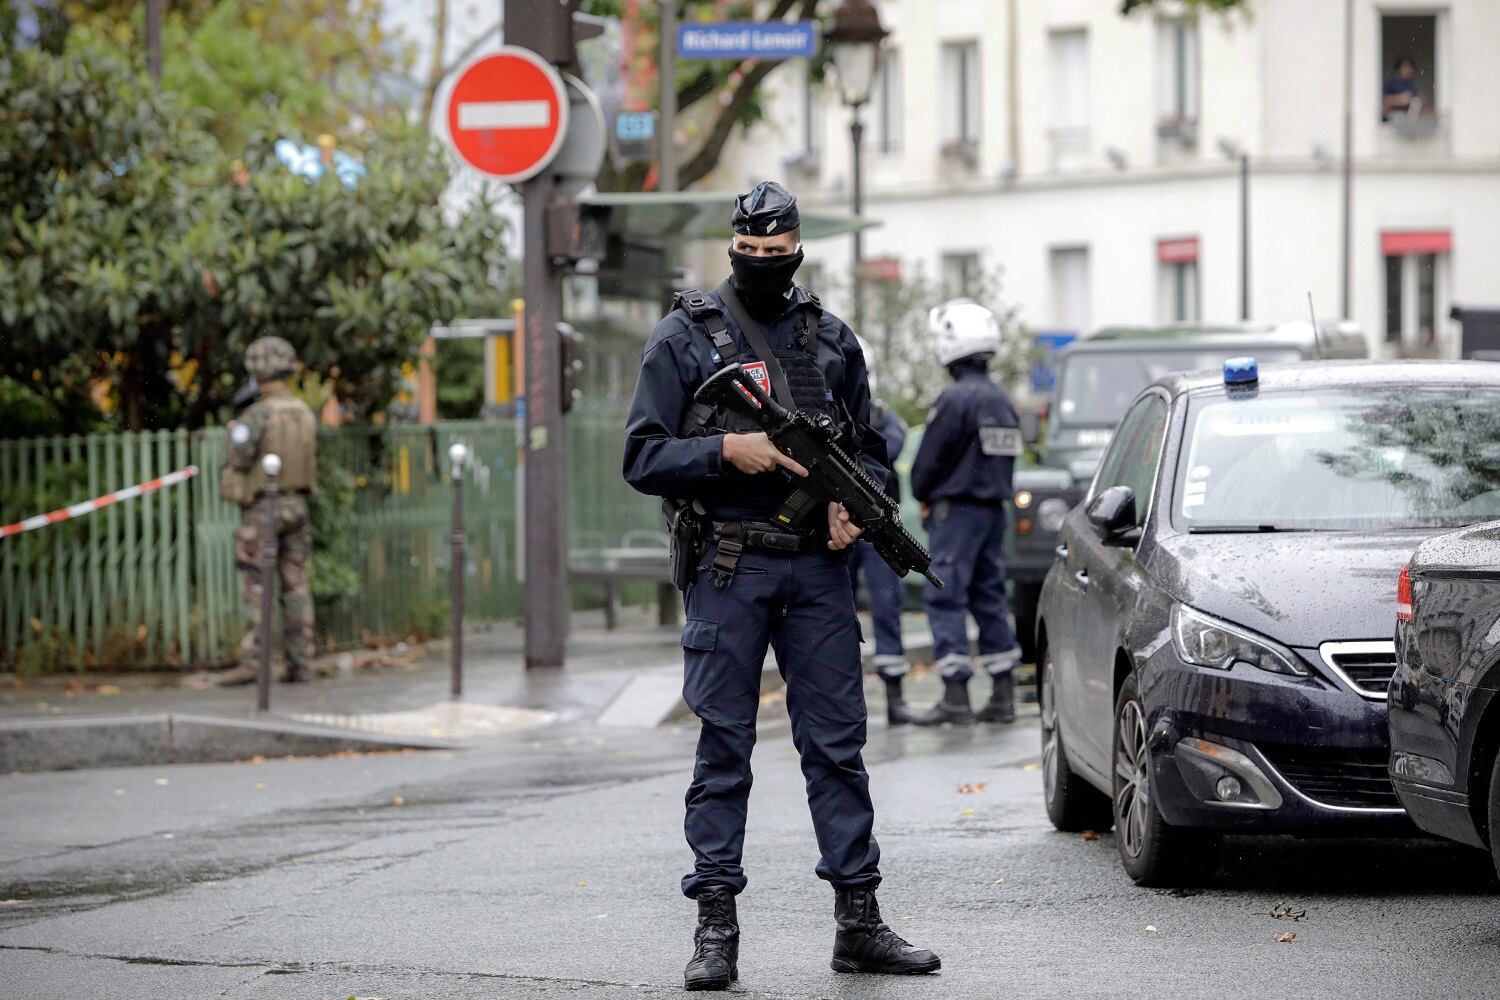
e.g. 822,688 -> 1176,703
1157,236 -> 1199,264
1381,229 -> 1451,256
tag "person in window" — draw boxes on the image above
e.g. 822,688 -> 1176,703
1382,55 -> 1422,122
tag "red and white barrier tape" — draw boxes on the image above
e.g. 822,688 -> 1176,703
0,465 -> 199,539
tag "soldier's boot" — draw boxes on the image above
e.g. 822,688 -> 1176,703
975,672 -> 1017,724
911,678 -> 975,727
212,664 -> 260,687
830,888 -> 941,976
882,675 -> 913,727
684,887 -> 739,991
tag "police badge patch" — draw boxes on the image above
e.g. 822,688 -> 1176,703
743,361 -> 772,397
978,426 -> 1023,457
230,422 -> 252,446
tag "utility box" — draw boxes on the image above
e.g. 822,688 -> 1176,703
1452,306 -> 1500,359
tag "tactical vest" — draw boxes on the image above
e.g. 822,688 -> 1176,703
674,286 -> 843,438
235,393 -> 317,501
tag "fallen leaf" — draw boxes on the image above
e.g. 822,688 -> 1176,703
1081,829 -> 1099,842
1144,924 -> 1158,934
249,755 -> 266,765
153,778 -> 169,786
1,899 -> 22,905
254,783 -> 266,790
96,684 -> 122,696
959,808 -> 976,816
391,795 -> 405,806
1276,932 -> 1297,943
113,789 -> 125,796
1266,903 -> 1307,922
957,782 -> 988,795
993,878 -> 1005,886
577,880 -> 589,888
65,680 -> 87,693
1022,761 -> 1041,771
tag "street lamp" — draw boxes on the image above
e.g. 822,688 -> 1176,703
1218,137 -> 1250,321
826,0 -> 888,334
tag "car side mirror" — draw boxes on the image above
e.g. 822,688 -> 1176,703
1086,485 -> 1137,541
1018,410 -> 1042,446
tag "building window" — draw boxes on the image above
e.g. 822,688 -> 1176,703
1157,237 -> 1200,323
1155,19 -> 1199,145
941,252 -> 980,299
1048,29 -> 1090,171
940,41 -> 981,151
1382,230 -> 1451,353
1049,246 -> 1091,334
1380,13 -> 1440,133
874,49 -> 903,154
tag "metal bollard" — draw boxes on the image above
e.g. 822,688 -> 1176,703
257,453 -> 281,713
448,443 -> 468,699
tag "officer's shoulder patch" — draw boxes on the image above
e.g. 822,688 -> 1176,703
229,422 -> 252,446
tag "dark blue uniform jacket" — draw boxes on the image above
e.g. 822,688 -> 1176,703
623,287 -> 889,522
910,367 -> 1019,505
871,403 -> 907,503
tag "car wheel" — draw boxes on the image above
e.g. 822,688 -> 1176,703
1113,672 -> 1222,887
1489,750 -> 1500,883
1013,583 -> 1040,664
1041,650 -> 1113,832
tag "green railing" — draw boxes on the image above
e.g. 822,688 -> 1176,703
0,406 -> 659,672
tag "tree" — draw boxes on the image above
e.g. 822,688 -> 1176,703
832,261 -> 1033,427
0,40 -> 509,434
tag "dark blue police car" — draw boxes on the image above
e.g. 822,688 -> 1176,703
1036,358 -> 1500,886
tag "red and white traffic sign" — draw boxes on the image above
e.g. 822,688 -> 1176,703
444,47 -> 570,183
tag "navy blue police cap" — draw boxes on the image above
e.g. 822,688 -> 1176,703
732,180 -> 800,236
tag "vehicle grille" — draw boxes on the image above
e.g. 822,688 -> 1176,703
1258,743 -> 1400,809
1319,641 -> 1398,699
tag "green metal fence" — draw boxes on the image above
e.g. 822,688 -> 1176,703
0,406 -> 659,672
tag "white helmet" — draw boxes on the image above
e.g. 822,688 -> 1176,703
929,298 -> 1000,367
854,334 -> 878,397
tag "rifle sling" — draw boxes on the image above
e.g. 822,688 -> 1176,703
715,280 -> 797,409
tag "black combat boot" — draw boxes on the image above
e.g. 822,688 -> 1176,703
882,675 -> 912,726
684,886 -> 738,991
911,678 -> 974,727
974,672 -> 1016,724
831,888 -> 940,975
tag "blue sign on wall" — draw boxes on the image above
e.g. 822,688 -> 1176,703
677,21 -> 819,60
1030,331 -> 1079,394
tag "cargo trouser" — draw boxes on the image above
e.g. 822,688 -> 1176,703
922,500 -> 1020,682
235,494 -> 315,672
679,549 -> 881,898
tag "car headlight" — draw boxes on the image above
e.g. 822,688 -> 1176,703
1036,498 -> 1069,533
1170,603 -> 1308,676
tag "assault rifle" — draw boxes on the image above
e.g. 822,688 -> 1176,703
695,364 -> 945,589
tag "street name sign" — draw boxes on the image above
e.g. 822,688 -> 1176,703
677,21 -> 818,60
445,47 -> 570,182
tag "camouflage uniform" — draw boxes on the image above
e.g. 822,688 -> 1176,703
220,337 -> 319,684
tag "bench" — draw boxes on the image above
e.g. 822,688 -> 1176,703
569,531 -> 678,630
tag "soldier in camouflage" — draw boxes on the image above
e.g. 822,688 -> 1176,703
215,336 -> 319,686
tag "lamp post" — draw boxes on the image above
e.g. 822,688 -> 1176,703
1218,137 -> 1250,321
826,0 -> 887,335
448,442 -> 468,699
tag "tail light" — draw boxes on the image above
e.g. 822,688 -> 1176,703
1396,564 -> 1413,622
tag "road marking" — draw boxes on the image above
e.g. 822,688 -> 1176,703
458,100 -> 551,130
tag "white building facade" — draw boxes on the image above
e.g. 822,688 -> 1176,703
735,0 -> 1500,359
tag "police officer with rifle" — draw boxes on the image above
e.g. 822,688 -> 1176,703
623,182 -> 940,991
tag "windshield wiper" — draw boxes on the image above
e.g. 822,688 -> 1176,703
1187,524 -> 1283,534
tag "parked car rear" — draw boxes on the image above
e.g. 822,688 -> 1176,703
1390,521 -> 1500,878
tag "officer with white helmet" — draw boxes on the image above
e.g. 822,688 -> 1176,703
909,300 -> 1023,726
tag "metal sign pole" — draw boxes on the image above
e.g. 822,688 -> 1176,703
448,443 -> 468,698
256,454 -> 281,713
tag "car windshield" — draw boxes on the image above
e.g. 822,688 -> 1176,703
1056,348 -> 1303,425
1176,386 -> 1500,531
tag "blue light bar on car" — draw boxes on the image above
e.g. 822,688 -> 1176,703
1223,356 -> 1258,385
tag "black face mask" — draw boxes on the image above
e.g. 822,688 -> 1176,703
728,247 -> 803,318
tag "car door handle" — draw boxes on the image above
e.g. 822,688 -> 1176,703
1055,544 -> 1068,559
1073,569 -> 1090,590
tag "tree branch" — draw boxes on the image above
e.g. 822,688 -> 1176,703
676,0 -> 799,112
676,0 -> 816,188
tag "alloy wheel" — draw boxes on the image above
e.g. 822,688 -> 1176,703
1041,662 -> 1059,800
1114,698 -> 1150,859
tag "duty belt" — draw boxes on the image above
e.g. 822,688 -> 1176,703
706,520 -> 823,588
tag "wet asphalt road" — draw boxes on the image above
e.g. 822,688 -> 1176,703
2,696 -> 1499,1000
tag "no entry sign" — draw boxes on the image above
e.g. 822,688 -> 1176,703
445,47 -> 570,183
